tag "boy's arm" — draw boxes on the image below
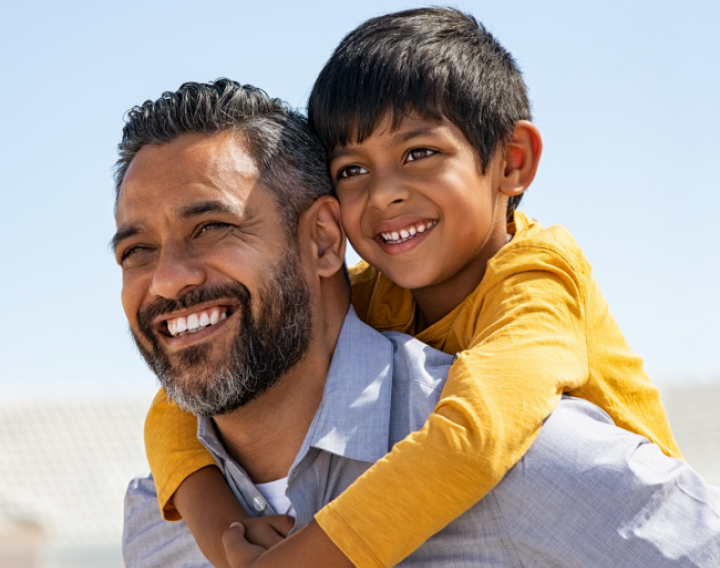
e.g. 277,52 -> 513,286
314,254 -> 591,567
174,466 -> 294,568
222,520 -> 353,568
145,390 -> 294,568
144,388 -> 219,520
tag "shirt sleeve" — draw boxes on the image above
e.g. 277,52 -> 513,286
497,397 -> 720,567
144,388 -> 219,521
315,248 -> 590,567
123,472 -> 212,568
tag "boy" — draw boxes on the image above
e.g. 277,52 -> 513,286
144,8 -> 682,567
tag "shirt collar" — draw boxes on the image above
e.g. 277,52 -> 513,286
197,306 -> 395,471
294,306 -> 394,466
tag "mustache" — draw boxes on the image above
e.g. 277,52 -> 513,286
137,282 -> 250,332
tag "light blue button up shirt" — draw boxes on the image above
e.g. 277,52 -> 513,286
124,308 -> 720,567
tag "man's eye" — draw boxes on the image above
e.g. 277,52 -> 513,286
199,222 -> 229,234
337,165 -> 368,179
121,245 -> 145,261
406,148 -> 436,162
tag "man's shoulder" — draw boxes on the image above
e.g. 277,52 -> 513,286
381,331 -> 453,438
383,331 -> 453,389
492,397 -> 720,566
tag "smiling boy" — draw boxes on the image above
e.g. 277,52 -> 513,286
142,8 -> 683,568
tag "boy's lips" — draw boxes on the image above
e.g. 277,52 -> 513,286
372,217 -> 438,255
373,218 -> 438,244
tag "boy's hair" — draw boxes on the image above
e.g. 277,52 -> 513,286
308,7 -> 531,218
114,79 -> 335,235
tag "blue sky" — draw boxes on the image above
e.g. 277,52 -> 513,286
1,0 -> 718,400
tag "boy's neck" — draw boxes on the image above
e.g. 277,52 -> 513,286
413,227 -> 510,332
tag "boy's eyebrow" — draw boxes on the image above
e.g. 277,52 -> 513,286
329,126 -> 444,162
392,126 -> 443,145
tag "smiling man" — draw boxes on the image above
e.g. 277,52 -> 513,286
119,80 -> 720,568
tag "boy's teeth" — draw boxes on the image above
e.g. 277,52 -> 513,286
381,221 -> 436,244
167,307 -> 227,337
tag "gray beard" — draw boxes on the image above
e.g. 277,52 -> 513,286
132,246 -> 312,416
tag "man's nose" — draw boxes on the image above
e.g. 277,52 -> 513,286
149,243 -> 206,300
366,175 -> 411,211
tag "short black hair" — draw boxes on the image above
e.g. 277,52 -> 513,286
115,79 -> 334,234
308,7 -> 531,218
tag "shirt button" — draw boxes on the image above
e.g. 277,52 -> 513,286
253,497 -> 266,512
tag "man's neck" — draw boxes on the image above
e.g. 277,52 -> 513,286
212,300 -> 346,483
212,348 -> 329,483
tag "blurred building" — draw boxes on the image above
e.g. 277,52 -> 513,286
0,399 -> 149,568
659,384 -> 720,486
0,385 -> 718,567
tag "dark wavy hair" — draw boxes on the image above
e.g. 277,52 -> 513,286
114,79 -> 334,233
308,7 -> 532,219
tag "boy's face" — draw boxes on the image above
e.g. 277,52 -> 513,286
329,113 -> 511,295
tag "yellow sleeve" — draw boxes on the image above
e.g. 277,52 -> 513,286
316,251 -> 589,567
144,388 -> 219,521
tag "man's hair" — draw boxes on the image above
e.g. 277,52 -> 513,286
114,79 -> 334,233
308,7 -> 532,218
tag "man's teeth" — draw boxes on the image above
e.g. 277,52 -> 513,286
166,307 -> 228,337
381,221 -> 437,244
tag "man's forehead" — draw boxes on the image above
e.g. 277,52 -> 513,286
116,132 -> 260,221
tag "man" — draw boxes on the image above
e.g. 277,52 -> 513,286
118,80 -> 720,567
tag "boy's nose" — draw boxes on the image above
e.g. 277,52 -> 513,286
367,177 -> 411,210
149,243 -> 206,300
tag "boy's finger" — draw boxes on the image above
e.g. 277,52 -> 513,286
258,523 -> 285,547
269,515 -> 295,537
223,523 -> 264,567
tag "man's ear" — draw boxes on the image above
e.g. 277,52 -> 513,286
499,120 -> 543,197
299,196 -> 346,278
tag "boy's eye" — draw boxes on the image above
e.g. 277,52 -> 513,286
337,165 -> 368,179
406,148 -> 436,162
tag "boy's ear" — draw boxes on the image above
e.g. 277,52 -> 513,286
499,120 -> 543,197
298,196 -> 347,278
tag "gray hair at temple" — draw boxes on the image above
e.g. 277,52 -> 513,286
113,79 -> 335,234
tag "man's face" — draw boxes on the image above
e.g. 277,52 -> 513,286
114,132 -> 312,415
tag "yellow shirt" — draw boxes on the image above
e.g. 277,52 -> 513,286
144,211 -> 682,566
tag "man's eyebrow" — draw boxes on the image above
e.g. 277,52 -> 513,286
179,200 -> 237,219
110,225 -> 142,253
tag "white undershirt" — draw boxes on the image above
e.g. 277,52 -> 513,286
255,477 -> 296,518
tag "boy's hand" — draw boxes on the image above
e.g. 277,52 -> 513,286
241,514 -> 294,549
223,520 -> 354,568
223,522 -> 265,568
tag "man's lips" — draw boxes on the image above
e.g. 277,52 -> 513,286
153,303 -> 236,338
